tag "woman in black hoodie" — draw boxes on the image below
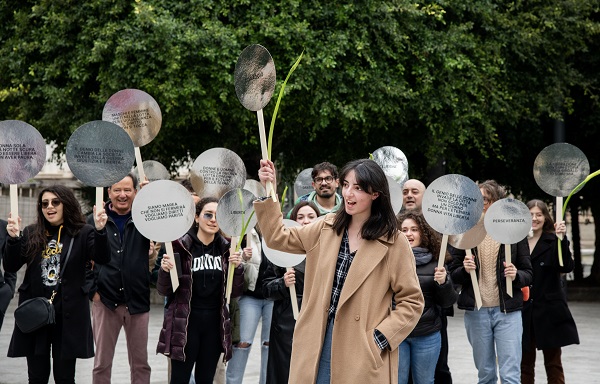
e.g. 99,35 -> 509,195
156,197 -> 244,384
396,211 -> 458,384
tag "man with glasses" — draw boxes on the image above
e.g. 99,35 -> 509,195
294,162 -> 342,216
88,173 -> 152,384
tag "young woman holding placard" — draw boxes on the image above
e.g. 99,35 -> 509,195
262,201 -> 321,383
156,197 -> 244,384
4,185 -> 110,383
448,180 -> 532,384
256,158 -> 423,383
521,199 -> 579,384
396,211 -> 458,384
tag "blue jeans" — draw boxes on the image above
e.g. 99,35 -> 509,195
316,319 -> 334,384
226,296 -> 273,384
464,307 -> 522,384
398,331 -> 441,384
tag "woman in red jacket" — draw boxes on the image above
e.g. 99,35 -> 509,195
156,197 -> 244,384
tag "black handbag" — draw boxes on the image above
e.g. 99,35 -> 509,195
14,238 -> 74,333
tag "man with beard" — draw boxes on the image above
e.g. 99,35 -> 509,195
295,162 -> 342,215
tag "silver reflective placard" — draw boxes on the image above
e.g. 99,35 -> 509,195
216,188 -> 258,238
294,168 -> 314,198
234,44 -> 276,111
484,198 -> 532,244
102,89 -> 162,147
372,146 -> 409,186
0,120 -> 47,184
262,219 -> 306,267
66,121 -> 135,187
533,143 -> 589,197
131,180 -> 196,242
190,148 -> 246,198
387,175 -> 403,214
422,174 -> 484,235
244,179 -> 266,200
448,214 -> 486,250
134,160 -> 170,183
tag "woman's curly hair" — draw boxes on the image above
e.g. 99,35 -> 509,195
397,211 -> 452,263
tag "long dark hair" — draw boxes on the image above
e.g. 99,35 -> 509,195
397,211 -> 451,262
526,199 -> 555,233
332,159 -> 397,240
26,185 -> 86,263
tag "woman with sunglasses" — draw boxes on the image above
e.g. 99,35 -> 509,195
262,201 -> 321,383
156,197 -> 244,384
4,185 -> 110,383
256,158 -> 424,383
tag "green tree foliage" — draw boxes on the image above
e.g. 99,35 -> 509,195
0,0 -> 598,188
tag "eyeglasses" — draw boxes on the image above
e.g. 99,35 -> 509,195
483,197 -> 491,204
41,198 -> 62,209
203,212 -> 215,220
314,176 -> 334,184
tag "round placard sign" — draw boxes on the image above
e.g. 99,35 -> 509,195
262,219 -> 306,267
102,89 -> 162,147
484,198 -> 532,244
294,168 -> 314,198
387,175 -> 403,215
66,120 -> 135,187
448,214 -> 486,250
422,174 -> 484,235
216,188 -> 259,238
0,120 -> 47,184
533,143 -> 589,197
372,146 -> 409,186
131,180 -> 196,243
244,179 -> 266,200
134,160 -> 170,183
234,44 -> 276,112
190,148 -> 246,198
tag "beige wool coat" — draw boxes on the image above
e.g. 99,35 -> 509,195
254,199 -> 424,383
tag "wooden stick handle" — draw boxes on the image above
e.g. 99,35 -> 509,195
9,184 -> 18,221
466,249 -> 482,310
287,267 -> 299,320
225,236 -> 239,305
165,242 -> 179,292
96,187 -> 104,213
256,109 -> 276,201
556,196 -> 564,266
505,243 -> 513,297
134,147 -> 146,183
438,234 -> 448,270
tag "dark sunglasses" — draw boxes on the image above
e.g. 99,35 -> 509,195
41,198 -> 62,209
203,212 -> 215,220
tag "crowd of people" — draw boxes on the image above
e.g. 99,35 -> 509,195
0,158 -> 580,384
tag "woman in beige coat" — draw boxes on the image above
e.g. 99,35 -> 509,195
255,158 -> 424,383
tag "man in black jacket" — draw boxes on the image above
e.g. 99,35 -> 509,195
0,218 -> 18,332
88,174 -> 152,384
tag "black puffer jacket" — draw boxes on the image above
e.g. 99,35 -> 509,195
449,238 -> 532,312
409,258 -> 458,338
155,231 -> 244,362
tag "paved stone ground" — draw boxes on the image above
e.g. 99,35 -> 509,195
0,299 -> 598,383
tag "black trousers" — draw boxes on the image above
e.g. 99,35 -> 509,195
25,317 -> 76,384
170,308 -> 222,384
